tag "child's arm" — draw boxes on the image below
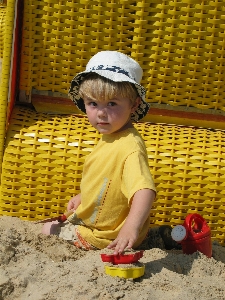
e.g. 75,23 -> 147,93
107,188 -> 155,255
67,193 -> 81,211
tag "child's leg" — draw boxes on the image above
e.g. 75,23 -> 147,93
137,225 -> 181,250
158,225 -> 181,250
41,221 -> 98,250
42,220 -> 75,238
41,220 -> 60,235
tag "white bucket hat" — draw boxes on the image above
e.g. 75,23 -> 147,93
68,51 -> 150,121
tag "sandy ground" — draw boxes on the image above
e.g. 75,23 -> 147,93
0,216 -> 225,300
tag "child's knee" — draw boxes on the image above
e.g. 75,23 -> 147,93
42,221 -> 60,235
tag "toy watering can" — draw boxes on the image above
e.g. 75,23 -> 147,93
171,213 -> 212,258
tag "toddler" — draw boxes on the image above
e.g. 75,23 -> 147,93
42,51 -> 156,254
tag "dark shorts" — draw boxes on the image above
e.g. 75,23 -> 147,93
137,225 -> 182,250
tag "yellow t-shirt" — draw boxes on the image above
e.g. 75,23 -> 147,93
68,127 -> 156,249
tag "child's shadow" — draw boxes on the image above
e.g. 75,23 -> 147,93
141,241 -> 225,280
142,250 -> 195,279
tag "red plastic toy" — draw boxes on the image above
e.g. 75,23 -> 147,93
171,213 -> 212,258
101,250 -> 144,265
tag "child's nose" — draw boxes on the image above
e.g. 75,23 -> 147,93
97,107 -> 107,117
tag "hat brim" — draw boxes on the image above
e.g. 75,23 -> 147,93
68,70 -> 150,122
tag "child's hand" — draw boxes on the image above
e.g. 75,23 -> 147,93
67,194 -> 81,211
107,226 -> 139,255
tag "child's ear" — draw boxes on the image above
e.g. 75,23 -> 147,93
131,97 -> 141,113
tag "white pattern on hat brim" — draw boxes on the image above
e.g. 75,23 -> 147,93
68,68 -> 150,122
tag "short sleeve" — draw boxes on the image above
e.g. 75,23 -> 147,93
121,151 -> 156,204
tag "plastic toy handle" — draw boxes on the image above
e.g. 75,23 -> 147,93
58,210 -> 74,223
185,213 -> 205,234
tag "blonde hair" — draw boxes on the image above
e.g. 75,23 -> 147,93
79,73 -> 139,104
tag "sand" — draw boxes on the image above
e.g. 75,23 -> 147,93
0,216 -> 225,300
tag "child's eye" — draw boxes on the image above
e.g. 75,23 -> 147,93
108,102 -> 117,107
87,101 -> 97,107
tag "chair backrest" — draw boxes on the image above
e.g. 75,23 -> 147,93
19,1 -> 225,116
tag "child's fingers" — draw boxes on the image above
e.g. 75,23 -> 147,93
107,238 -> 133,255
67,202 -> 73,211
113,242 -> 129,255
107,239 -> 118,249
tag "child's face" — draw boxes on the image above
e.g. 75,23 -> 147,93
83,95 -> 139,134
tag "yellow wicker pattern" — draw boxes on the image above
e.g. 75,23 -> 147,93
19,0 -> 225,113
148,1 -> 225,110
0,106 -> 100,219
0,0 -> 15,179
1,106 -> 225,245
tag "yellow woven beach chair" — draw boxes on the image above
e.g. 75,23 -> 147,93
1,0 -> 225,247
1,106 -> 225,246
